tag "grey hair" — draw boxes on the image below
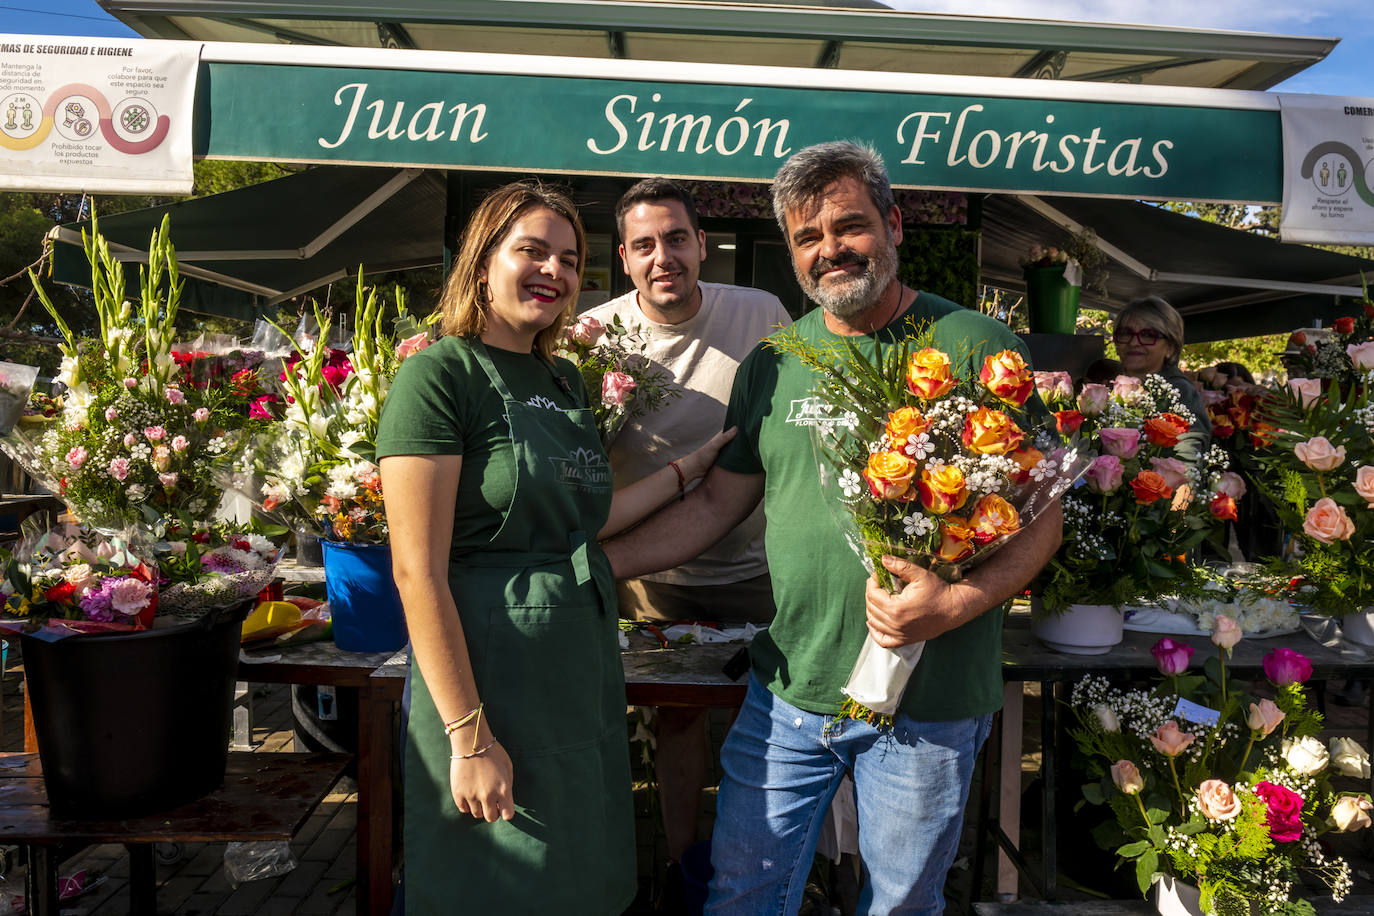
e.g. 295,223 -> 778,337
1116,296 -> 1186,367
770,141 -> 896,235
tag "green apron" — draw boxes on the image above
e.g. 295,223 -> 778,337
404,340 -> 635,914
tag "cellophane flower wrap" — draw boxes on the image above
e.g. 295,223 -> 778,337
1070,632 -> 1369,913
1250,364 -> 1374,616
1039,373 -> 1237,613
0,216 -> 277,629
558,313 -> 680,447
230,278 -> 431,544
771,320 -> 1087,723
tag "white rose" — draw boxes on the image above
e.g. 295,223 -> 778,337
63,563 -> 95,592
1282,735 -> 1330,776
1093,704 -> 1120,733
1330,736 -> 1372,779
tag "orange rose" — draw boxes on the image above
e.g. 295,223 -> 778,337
970,493 -> 1021,545
885,406 -> 931,447
1207,407 -> 1235,439
979,350 -> 1034,406
862,451 -> 918,501
1143,413 -> 1191,447
936,517 -> 976,562
1007,446 -> 1044,485
917,464 -> 968,515
906,348 -> 955,400
1209,493 -> 1238,522
1249,422 -> 1277,449
961,407 -> 1025,456
1053,409 -> 1085,435
1129,470 -> 1173,505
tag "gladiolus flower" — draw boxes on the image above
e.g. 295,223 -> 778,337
1151,637 -> 1194,675
1246,698 -> 1284,737
1149,720 -> 1195,757
1111,760 -> 1143,795
1211,614 -> 1242,651
395,332 -> 432,360
1263,647 -> 1313,686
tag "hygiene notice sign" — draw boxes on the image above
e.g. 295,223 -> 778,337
1279,93 -> 1374,246
0,34 -> 198,194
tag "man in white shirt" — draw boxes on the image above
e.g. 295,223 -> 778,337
583,178 -> 790,880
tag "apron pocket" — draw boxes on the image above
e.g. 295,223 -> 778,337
478,602 -> 611,757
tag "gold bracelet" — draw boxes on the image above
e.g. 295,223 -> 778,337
451,739 -> 497,760
443,703 -> 482,736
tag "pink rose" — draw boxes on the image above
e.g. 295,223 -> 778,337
123,377 -> 137,389
570,316 -> 605,347
1348,342 -> 1374,371
158,472 -> 179,489
1303,497 -> 1355,544
108,457 -> 131,481
1149,456 -> 1190,490
193,408 -> 210,423
171,435 -> 190,452
1246,698 -> 1285,737
1254,780 -> 1304,843
66,446 -> 87,469
1288,377 -> 1322,407
1084,454 -> 1123,494
166,387 -> 185,405
144,426 -> 166,442
1263,647 -> 1312,686
1355,466 -> 1374,507
1149,720 -> 1195,757
1151,637 -> 1194,675
1111,760 -> 1144,795
602,371 -> 637,407
104,407 -> 119,421
1215,471 -> 1247,500
1294,435 -> 1346,471
1211,614 -> 1243,651
395,332 -> 432,361
1098,427 -> 1142,460
1111,375 -> 1144,398
1033,370 -> 1073,404
1196,779 -> 1242,821
1077,383 -> 1109,416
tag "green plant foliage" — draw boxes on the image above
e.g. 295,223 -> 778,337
896,227 -> 979,308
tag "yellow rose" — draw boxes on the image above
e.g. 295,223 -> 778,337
885,406 -> 931,448
960,406 -> 1025,456
936,517 -> 976,562
905,348 -> 955,400
978,349 -> 1034,406
970,493 -> 1021,545
862,451 -> 918,501
917,464 -> 968,515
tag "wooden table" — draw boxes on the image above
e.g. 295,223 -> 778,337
0,751 -> 349,916
238,641 -> 406,916
991,613 -> 1374,902
621,633 -> 750,708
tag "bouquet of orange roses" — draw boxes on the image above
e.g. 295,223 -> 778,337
771,321 -> 1086,721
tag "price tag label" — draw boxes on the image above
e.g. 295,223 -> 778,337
1172,697 -> 1220,728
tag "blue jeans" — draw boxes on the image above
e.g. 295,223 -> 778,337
707,674 -> 993,915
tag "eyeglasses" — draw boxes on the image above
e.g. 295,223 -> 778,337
1113,327 -> 1164,346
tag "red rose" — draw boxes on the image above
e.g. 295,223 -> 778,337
1333,316 -> 1356,335
1207,408 -> 1235,439
44,581 -> 80,604
1254,780 -> 1304,843
1053,409 -> 1085,435
1209,494 -> 1238,522
1365,301 -> 1374,319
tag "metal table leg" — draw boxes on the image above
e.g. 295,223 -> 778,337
22,846 -> 58,916
1040,680 -> 1057,901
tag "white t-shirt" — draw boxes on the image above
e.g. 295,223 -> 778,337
583,281 -> 791,585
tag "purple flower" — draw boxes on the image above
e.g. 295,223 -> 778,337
78,579 -> 116,621
1151,637 -> 1194,675
1263,648 -> 1313,686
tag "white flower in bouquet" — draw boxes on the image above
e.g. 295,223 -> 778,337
1329,737 -> 1371,779
1282,735 -> 1330,776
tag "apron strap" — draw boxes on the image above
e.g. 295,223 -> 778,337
470,337 -> 578,409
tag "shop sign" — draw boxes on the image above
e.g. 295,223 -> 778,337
0,33 -> 196,194
1279,94 -> 1374,245
198,62 -> 1282,202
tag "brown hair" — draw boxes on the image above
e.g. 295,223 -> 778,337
436,180 -> 585,359
1115,296 -> 1186,368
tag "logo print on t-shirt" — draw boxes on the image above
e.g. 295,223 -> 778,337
785,397 -> 828,426
547,447 -> 611,492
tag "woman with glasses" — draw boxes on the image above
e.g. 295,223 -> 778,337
1112,296 -> 1212,437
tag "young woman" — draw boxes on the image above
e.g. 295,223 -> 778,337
377,181 -> 731,913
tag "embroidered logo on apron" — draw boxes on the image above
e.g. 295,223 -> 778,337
547,446 -> 612,492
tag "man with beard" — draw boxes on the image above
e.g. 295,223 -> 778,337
602,141 -> 1062,914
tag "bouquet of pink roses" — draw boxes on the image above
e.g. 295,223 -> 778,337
559,313 -> 679,446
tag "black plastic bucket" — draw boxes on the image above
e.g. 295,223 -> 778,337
21,601 -> 250,819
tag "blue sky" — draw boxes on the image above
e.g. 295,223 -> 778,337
5,1 -> 1373,99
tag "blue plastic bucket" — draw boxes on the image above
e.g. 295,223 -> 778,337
321,539 -> 408,653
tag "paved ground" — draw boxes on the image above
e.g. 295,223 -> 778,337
3,639 -> 1372,914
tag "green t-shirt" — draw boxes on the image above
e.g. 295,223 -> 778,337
717,292 -> 1035,722
374,336 -> 589,559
